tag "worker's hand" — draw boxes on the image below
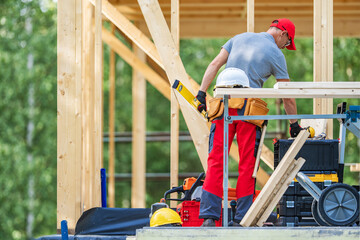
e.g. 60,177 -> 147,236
196,90 -> 207,112
289,121 -> 304,138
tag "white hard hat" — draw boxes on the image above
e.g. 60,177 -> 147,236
216,68 -> 250,88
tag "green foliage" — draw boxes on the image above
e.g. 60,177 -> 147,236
0,1 -> 359,239
0,0 -> 57,239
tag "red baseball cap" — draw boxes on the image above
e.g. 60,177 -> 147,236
270,18 -> 296,50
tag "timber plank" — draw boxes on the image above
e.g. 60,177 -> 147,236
241,130 -> 309,227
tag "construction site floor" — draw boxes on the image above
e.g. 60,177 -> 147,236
135,227 -> 359,240
37,227 -> 359,240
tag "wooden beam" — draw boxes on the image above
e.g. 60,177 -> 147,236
57,0 -> 82,232
260,145 -> 274,170
275,82 -> 360,89
350,163 -> 360,172
133,18 -> 360,38
170,0 -> 180,208
247,0 -> 254,32
241,130 -> 309,227
314,0 -> 334,139
90,0 -> 163,67
81,0 -> 95,215
255,167 -> 270,187
108,24 -> 116,208
102,28 -> 170,99
131,42 -> 147,208
137,0 -> 209,168
214,87 -> 360,98
93,0 -> 102,209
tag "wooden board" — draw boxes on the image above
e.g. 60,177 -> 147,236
131,43 -> 146,208
108,24 -> 116,208
274,82 -> 360,89
81,0 -> 95,216
93,0 -> 102,208
241,130 -> 309,227
170,0 -> 180,208
350,163 -> 360,172
57,0 -> 82,232
247,0 -> 254,32
313,0 -> 334,139
214,87 -> 360,99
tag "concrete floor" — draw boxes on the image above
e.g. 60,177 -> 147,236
135,227 -> 360,240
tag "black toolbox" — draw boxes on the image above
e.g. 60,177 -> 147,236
284,171 -> 338,195
274,139 -> 339,171
276,216 -> 318,227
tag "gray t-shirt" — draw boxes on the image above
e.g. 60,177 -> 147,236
222,32 -> 289,88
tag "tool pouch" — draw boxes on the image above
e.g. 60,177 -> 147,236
228,98 -> 245,109
207,98 -> 224,122
207,98 -> 245,122
243,98 -> 269,127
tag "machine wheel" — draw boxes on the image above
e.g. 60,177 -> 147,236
318,183 -> 359,226
311,199 -> 330,226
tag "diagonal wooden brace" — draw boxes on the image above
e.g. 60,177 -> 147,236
241,130 -> 309,227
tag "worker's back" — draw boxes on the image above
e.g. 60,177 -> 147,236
223,32 -> 289,88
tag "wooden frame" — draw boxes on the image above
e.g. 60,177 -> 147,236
214,86 -> 360,99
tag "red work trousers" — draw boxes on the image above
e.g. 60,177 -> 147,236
203,108 -> 258,200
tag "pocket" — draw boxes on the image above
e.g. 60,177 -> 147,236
228,98 -> 245,109
208,123 -> 216,153
244,98 -> 269,127
208,98 -> 224,122
248,100 -> 269,116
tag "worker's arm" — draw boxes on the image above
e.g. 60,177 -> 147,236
276,79 -> 297,124
199,48 -> 229,92
277,79 -> 304,137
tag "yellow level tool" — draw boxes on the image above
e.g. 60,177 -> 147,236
172,79 -> 207,119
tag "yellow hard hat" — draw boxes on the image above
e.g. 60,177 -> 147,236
307,126 -> 315,138
150,208 -> 182,227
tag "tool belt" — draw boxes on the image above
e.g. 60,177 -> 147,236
207,98 -> 269,127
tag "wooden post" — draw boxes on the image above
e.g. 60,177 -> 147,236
247,0 -> 254,32
132,38 -> 147,208
93,0 -> 102,208
57,0 -> 82,232
170,0 -> 180,208
108,24 -> 116,208
81,0 -> 95,213
314,0 -> 333,138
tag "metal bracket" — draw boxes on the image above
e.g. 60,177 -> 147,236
296,172 -> 322,201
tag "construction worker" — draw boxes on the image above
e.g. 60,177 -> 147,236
196,18 -> 304,227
